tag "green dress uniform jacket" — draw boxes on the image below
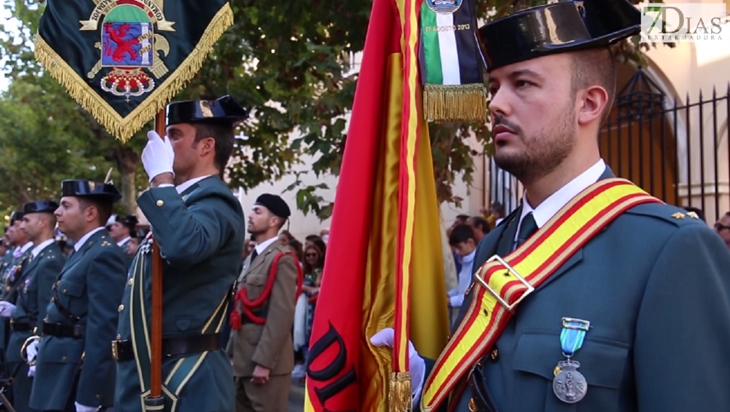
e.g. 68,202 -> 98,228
425,169 -> 730,412
0,249 -> 32,363
29,229 -> 128,411
114,176 -> 245,412
7,241 -> 65,412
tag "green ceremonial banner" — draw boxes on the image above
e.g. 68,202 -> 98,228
35,0 -> 234,142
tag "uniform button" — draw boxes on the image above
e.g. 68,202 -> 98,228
118,304 -> 125,312
468,398 -> 478,411
128,278 -> 134,286
61,356 -> 66,361
156,200 -> 164,207
490,348 -> 499,362
96,394 -> 101,399
63,289 -> 67,294
116,334 -> 121,340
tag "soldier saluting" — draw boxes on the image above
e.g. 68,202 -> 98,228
29,180 -> 128,412
113,96 -> 247,412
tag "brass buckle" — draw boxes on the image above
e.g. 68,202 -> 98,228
472,255 -> 534,312
111,340 -> 120,361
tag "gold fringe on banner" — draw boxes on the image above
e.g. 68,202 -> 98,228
388,371 -> 412,412
423,83 -> 488,124
33,3 -> 234,143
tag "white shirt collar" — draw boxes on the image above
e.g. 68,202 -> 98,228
517,160 -> 606,238
117,236 -> 131,247
31,238 -> 55,258
20,241 -> 34,254
176,175 -> 213,194
255,236 -> 279,255
74,227 -> 105,252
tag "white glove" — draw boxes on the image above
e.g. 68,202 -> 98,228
0,301 -> 16,317
25,339 -> 39,363
370,327 -> 426,406
27,365 -> 35,377
75,402 -> 100,412
141,131 -> 175,182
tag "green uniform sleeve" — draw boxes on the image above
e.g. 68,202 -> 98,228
634,224 -> 730,411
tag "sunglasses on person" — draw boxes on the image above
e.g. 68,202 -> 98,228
715,223 -> 730,231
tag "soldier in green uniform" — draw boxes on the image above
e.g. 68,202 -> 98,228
29,180 -> 128,412
1,212 -> 34,301
0,211 -> 34,382
372,1 -> 730,411
107,214 -> 138,267
1,201 -> 66,412
113,95 -> 247,412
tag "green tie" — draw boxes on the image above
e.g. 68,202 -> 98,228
515,212 -> 538,249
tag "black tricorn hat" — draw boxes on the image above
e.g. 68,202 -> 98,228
61,180 -> 122,203
9,211 -> 23,225
254,194 -> 291,219
22,200 -> 59,215
477,0 -> 641,72
115,214 -> 139,229
166,95 -> 248,127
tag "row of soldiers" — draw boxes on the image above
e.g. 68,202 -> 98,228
0,95 -> 261,412
0,184 -> 128,412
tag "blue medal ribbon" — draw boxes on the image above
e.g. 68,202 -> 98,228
559,318 -> 590,357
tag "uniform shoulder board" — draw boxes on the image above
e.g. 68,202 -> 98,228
625,202 -> 705,227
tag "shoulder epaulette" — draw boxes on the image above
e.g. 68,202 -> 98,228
625,202 -> 706,227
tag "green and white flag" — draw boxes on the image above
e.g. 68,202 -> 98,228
420,0 -> 487,123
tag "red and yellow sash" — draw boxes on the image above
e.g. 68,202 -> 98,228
421,178 -> 661,411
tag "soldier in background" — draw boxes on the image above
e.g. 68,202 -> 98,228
1,201 -> 65,412
29,180 -> 128,412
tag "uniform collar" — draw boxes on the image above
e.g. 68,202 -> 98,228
117,236 -> 131,247
74,227 -> 105,252
517,159 -> 606,238
176,175 -> 214,194
31,238 -> 55,258
255,236 -> 279,255
19,241 -> 34,254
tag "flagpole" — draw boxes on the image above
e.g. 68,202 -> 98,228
149,109 -> 166,404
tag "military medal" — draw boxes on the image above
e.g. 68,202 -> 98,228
553,317 -> 590,403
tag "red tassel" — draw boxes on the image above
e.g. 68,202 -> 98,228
230,310 -> 241,331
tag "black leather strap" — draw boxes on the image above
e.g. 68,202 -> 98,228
9,320 -> 33,332
42,321 -> 86,338
468,357 -> 500,412
112,333 -> 221,362
51,288 -> 81,323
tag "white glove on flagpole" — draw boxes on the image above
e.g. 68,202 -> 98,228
370,327 -> 426,407
0,301 -> 16,317
141,131 -> 175,182
75,402 -> 100,412
25,339 -> 39,363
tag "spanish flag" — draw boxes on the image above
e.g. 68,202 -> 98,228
303,0 -> 450,407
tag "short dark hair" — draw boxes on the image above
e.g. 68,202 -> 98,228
78,198 -> 113,227
570,48 -> 616,123
455,214 -> 469,223
449,224 -> 475,246
469,216 -> 490,233
194,121 -> 235,177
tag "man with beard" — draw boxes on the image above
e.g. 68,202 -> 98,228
29,180 -> 128,412
2,201 -> 65,412
113,96 -> 246,412
371,0 -> 730,411
228,193 -> 299,412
